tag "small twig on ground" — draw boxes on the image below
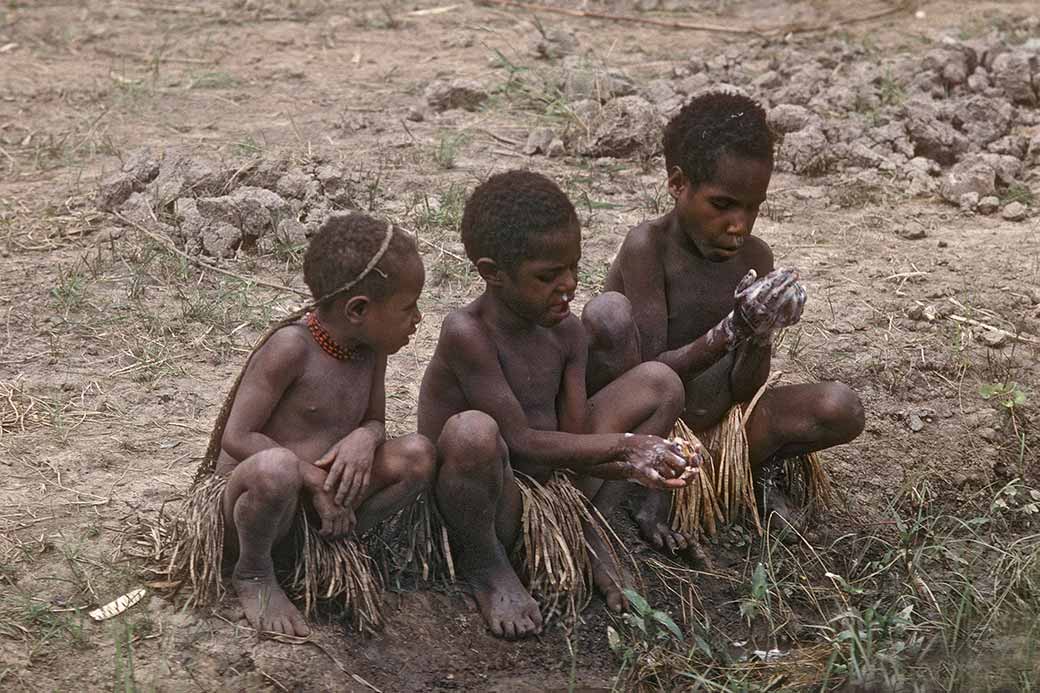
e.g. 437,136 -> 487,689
258,669 -> 289,692
781,0 -> 916,35
406,4 -> 460,16
113,212 -> 310,297
474,0 -> 762,35
477,128 -> 522,147
476,0 -> 916,37
416,236 -> 468,264
946,314 -> 1040,345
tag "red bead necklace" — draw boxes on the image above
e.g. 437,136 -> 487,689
306,312 -> 362,361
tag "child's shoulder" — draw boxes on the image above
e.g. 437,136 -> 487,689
250,321 -> 313,367
619,215 -> 670,259
439,303 -> 482,337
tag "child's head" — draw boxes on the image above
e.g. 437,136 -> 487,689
304,212 -> 424,353
663,92 -> 775,261
461,170 -> 580,326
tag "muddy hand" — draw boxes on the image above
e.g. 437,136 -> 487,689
676,439 -> 704,481
623,435 -> 689,490
773,280 -> 807,329
735,268 -> 800,336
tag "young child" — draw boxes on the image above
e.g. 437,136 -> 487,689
418,170 -> 699,640
585,92 -> 865,552
170,212 -> 436,637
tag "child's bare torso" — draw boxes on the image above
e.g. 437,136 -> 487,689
217,324 -> 373,474
419,301 -> 573,479
605,215 -> 772,429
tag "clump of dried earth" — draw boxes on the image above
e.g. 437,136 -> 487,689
1,1 -> 1039,691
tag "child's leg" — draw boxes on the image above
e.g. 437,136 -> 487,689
744,382 -> 865,469
434,410 -> 541,640
222,447 -> 310,637
744,382 -> 864,522
354,433 -> 436,535
578,361 -> 686,598
583,292 -> 695,551
582,292 -> 642,396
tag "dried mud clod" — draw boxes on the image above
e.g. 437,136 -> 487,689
528,25 -> 1039,220
98,147 -> 372,260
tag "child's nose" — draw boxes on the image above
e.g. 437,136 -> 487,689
727,211 -> 754,236
561,268 -> 578,293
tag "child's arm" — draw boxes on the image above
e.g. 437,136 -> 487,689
556,319 -> 590,435
221,329 -> 308,464
314,355 -> 388,508
442,313 -> 687,488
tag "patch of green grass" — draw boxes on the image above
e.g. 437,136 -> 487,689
1000,183 -> 1035,207
50,265 -> 89,315
432,131 -> 468,170
232,136 -> 263,157
186,70 -> 239,90
269,232 -> 307,269
410,183 -> 467,236
611,481 -> 1040,690
879,69 -> 906,107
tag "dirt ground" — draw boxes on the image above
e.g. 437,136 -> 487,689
1,1 -> 1038,691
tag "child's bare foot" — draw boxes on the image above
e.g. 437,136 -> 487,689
233,572 -> 310,638
585,524 -> 630,613
469,569 -> 542,640
758,461 -> 803,542
633,490 -> 690,554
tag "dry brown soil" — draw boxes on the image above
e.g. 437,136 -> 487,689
1,1 -> 1038,691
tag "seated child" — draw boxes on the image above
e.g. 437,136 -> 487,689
418,170 -> 699,640
172,212 -> 436,637
585,92 -> 865,551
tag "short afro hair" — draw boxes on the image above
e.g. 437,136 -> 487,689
303,212 -> 418,305
663,91 -> 774,187
461,170 -> 579,272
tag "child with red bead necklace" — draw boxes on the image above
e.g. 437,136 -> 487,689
169,212 -> 435,637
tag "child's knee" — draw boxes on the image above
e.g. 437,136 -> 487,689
636,361 -> 686,414
816,382 -> 864,441
582,291 -> 635,349
393,433 -> 437,490
247,448 -> 303,500
438,410 -> 503,471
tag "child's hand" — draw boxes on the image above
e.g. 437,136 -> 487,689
734,268 -> 803,336
311,489 -> 357,539
619,434 -> 695,489
314,431 -> 377,509
772,279 -> 806,329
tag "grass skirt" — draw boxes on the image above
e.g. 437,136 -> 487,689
669,393 -> 832,539
511,473 -> 631,625
156,475 -> 449,633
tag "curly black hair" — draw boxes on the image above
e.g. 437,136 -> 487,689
460,170 -> 579,272
663,91 -> 774,186
303,212 -> 418,305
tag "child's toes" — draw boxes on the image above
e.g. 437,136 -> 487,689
289,614 -> 310,638
502,620 -> 518,640
608,589 -> 627,613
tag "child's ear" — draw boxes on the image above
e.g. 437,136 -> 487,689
344,295 -> 371,323
475,257 -> 504,287
666,166 -> 687,201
